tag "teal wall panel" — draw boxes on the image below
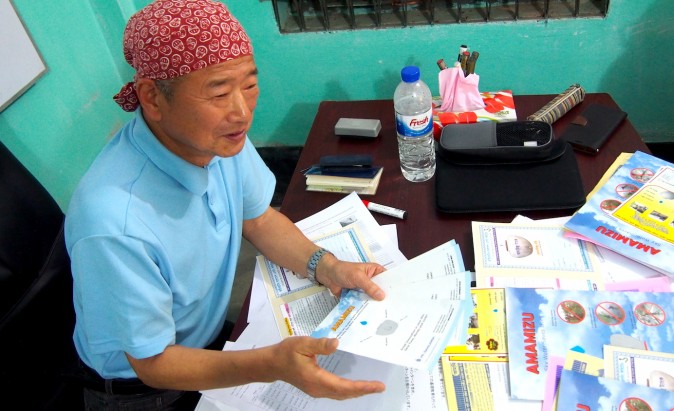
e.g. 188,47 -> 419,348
0,0 -> 672,209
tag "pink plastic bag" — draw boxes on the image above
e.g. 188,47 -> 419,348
438,67 -> 485,112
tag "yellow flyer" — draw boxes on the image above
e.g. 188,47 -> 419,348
443,288 -> 507,361
612,166 -> 674,244
441,360 -> 494,411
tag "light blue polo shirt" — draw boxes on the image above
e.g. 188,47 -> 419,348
65,110 -> 275,379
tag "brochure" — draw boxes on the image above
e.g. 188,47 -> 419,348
603,345 -> 674,390
442,288 -> 508,362
556,369 -> 674,411
505,288 -> 674,400
311,240 -> 473,370
564,150 -> 674,277
541,351 -> 606,411
472,221 -> 603,287
441,360 -> 542,411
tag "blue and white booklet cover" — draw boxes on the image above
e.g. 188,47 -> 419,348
505,287 -> 674,401
311,240 -> 473,370
556,369 -> 674,410
564,150 -> 674,277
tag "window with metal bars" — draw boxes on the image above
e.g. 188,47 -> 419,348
271,0 -> 610,33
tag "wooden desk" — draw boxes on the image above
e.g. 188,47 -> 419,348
231,93 -> 648,340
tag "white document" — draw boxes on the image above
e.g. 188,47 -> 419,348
473,221 -> 601,275
311,240 -> 472,370
262,225 -> 372,298
199,195 -> 457,410
202,259 -> 454,411
201,250 -> 463,410
604,345 -> 674,390
402,360 -> 449,411
294,192 -> 408,268
246,223 -> 400,326
373,239 -> 466,289
237,262 -> 282,348
200,339 -> 406,411
259,225 -> 374,338
509,215 -> 673,290
473,220 -> 605,291
245,262 -> 273,326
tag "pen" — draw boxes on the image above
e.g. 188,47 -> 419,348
362,200 -> 407,220
459,51 -> 469,76
466,51 -> 479,75
437,58 -> 448,70
457,44 -> 468,62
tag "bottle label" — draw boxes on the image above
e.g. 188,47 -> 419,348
395,108 -> 433,137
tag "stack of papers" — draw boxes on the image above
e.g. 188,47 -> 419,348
311,240 -> 473,370
198,192 -> 473,411
196,149 -> 674,410
458,206 -> 674,411
564,150 -> 674,277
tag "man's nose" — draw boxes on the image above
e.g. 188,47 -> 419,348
227,89 -> 251,122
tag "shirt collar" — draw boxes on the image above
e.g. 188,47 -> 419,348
130,109 -> 211,196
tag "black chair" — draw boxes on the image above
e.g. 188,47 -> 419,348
0,141 -> 82,409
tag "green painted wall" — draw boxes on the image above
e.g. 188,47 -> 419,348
1,0 -> 672,210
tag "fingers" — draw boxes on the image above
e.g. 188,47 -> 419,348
300,339 -> 386,399
313,373 -> 386,400
280,337 -> 386,400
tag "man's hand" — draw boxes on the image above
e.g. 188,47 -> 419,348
243,208 -> 386,300
268,336 -> 385,400
316,256 -> 386,300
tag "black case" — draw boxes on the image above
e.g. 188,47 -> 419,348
435,121 -> 586,213
559,103 -> 627,155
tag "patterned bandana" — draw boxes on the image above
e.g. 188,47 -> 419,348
113,0 -> 253,112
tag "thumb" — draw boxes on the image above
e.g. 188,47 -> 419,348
310,338 -> 339,356
359,279 -> 386,301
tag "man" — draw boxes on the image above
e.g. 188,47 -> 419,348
65,0 -> 386,408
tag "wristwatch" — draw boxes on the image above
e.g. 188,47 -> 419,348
306,247 -> 332,285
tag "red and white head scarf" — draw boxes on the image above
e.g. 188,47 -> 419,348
113,0 -> 253,112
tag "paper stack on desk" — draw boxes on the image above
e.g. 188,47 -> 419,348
198,192 -> 465,411
311,240 -> 473,371
505,287 -> 674,402
564,150 -> 674,278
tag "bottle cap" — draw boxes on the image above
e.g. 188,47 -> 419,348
401,66 -> 420,83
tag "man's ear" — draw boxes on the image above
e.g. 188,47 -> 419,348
136,78 -> 162,122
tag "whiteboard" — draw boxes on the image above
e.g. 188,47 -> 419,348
0,0 -> 47,112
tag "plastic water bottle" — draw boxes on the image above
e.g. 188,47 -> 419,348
394,66 -> 436,182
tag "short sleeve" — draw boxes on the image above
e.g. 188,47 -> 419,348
71,234 -> 175,363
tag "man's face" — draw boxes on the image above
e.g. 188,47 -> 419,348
149,55 -> 259,166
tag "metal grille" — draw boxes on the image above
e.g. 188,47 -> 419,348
271,0 -> 610,33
